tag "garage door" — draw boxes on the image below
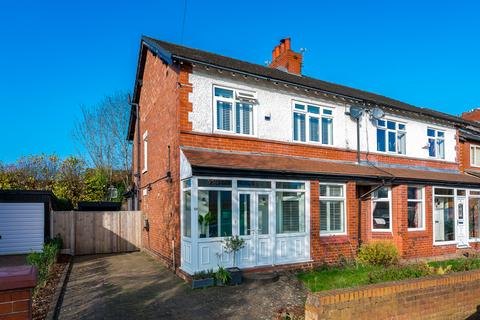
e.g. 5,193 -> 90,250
0,203 -> 44,254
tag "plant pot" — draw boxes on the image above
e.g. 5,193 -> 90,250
227,267 -> 242,286
192,277 -> 214,289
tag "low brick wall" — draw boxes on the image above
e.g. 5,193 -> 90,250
0,266 -> 37,320
305,269 -> 480,320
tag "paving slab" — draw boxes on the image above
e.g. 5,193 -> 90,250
57,252 -> 306,320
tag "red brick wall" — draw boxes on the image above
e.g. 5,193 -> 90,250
0,289 -> 31,320
180,131 -> 459,171
305,268 -> 480,320
134,49 -> 182,270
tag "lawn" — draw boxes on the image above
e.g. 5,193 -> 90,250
298,258 -> 480,292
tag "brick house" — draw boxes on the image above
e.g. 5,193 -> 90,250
127,36 -> 480,275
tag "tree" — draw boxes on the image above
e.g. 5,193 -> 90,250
53,156 -> 86,207
72,92 -> 132,189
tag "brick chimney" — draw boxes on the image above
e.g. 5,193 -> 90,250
269,38 -> 303,75
462,108 -> 480,122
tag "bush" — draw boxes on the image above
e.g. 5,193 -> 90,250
26,235 -> 63,286
368,263 -> 431,283
357,241 -> 399,267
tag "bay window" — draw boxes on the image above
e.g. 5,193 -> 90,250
376,120 -> 406,154
293,102 -> 333,145
427,128 -> 445,159
320,184 -> 346,235
214,86 -> 255,136
434,188 -> 455,242
372,187 -> 391,231
407,187 -> 424,230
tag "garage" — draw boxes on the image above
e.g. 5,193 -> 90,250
0,203 -> 44,254
0,190 -> 56,255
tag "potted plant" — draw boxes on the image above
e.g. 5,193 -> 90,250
191,269 -> 215,289
198,211 -> 213,238
215,266 -> 231,286
223,235 -> 245,285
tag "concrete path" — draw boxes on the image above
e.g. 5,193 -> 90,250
57,252 -> 306,320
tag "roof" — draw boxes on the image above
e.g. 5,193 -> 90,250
182,148 -> 480,186
135,36 -> 478,129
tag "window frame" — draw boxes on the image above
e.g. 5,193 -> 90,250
212,85 -> 256,137
181,179 -> 192,238
407,186 -> 426,231
371,187 -> 392,232
427,128 -> 445,160
471,145 -> 480,167
292,101 -> 334,145
142,131 -> 148,173
319,183 -> 347,236
432,186 -> 456,246
376,119 -> 406,155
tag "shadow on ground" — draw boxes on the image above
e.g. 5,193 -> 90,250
58,252 -> 306,320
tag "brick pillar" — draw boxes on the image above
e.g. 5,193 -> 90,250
0,266 -> 37,320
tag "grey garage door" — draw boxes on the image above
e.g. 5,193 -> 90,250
0,203 -> 44,254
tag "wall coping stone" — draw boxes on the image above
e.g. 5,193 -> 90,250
0,265 -> 37,291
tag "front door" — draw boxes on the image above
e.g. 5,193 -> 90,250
237,192 -> 272,268
457,197 -> 469,248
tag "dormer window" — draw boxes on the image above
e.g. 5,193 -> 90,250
213,86 -> 256,136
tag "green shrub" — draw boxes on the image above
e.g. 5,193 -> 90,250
215,266 -> 231,285
26,235 -> 63,287
357,241 -> 399,267
368,263 -> 432,283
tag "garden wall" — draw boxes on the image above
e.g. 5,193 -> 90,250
305,269 -> 480,320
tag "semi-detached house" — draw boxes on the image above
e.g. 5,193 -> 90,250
127,36 -> 480,276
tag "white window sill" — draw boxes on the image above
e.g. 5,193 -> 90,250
372,229 -> 392,233
408,228 -> 426,232
320,232 -> 347,237
213,130 -> 256,138
433,241 -> 457,246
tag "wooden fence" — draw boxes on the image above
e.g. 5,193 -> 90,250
51,211 -> 142,255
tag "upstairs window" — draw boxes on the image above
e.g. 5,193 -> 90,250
376,120 -> 406,154
471,145 -> 480,167
293,102 -> 333,145
214,86 -> 256,136
427,128 -> 445,159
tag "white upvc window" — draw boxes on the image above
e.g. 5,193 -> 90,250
213,86 -> 256,136
407,186 -> 425,231
292,102 -> 333,145
372,187 -> 392,232
427,128 -> 445,159
376,119 -> 406,154
320,184 -> 346,235
471,145 -> 480,167
142,131 -> 148,173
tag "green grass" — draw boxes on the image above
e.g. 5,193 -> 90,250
298,264 -> 380,292
299,258 -> 480,292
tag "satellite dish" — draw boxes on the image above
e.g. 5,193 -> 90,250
371,107 -> 385,120
349,106 -> 364,119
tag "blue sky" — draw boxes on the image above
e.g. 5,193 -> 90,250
1,0 -> 480,163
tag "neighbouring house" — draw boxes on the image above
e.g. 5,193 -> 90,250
127,36 -> 480,276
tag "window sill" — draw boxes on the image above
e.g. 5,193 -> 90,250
433,241 -> 457,246
213,130 -> 256,138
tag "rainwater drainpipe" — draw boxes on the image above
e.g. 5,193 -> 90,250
135,103 -> 141,211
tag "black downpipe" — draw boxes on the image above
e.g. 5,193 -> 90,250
136,103 -> 141,210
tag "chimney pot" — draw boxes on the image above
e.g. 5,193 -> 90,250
284,38 -> 291,50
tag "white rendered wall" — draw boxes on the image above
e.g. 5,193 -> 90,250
188,68 -> 457,163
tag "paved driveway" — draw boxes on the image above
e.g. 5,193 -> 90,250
58,252 -> 306,320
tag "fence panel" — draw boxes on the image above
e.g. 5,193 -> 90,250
52,211 -> 142,255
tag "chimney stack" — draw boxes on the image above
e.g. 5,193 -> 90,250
269,37 -> 303,75
462,108 -> 480,122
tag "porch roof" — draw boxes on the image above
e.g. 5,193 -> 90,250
182,147 -> 480,187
